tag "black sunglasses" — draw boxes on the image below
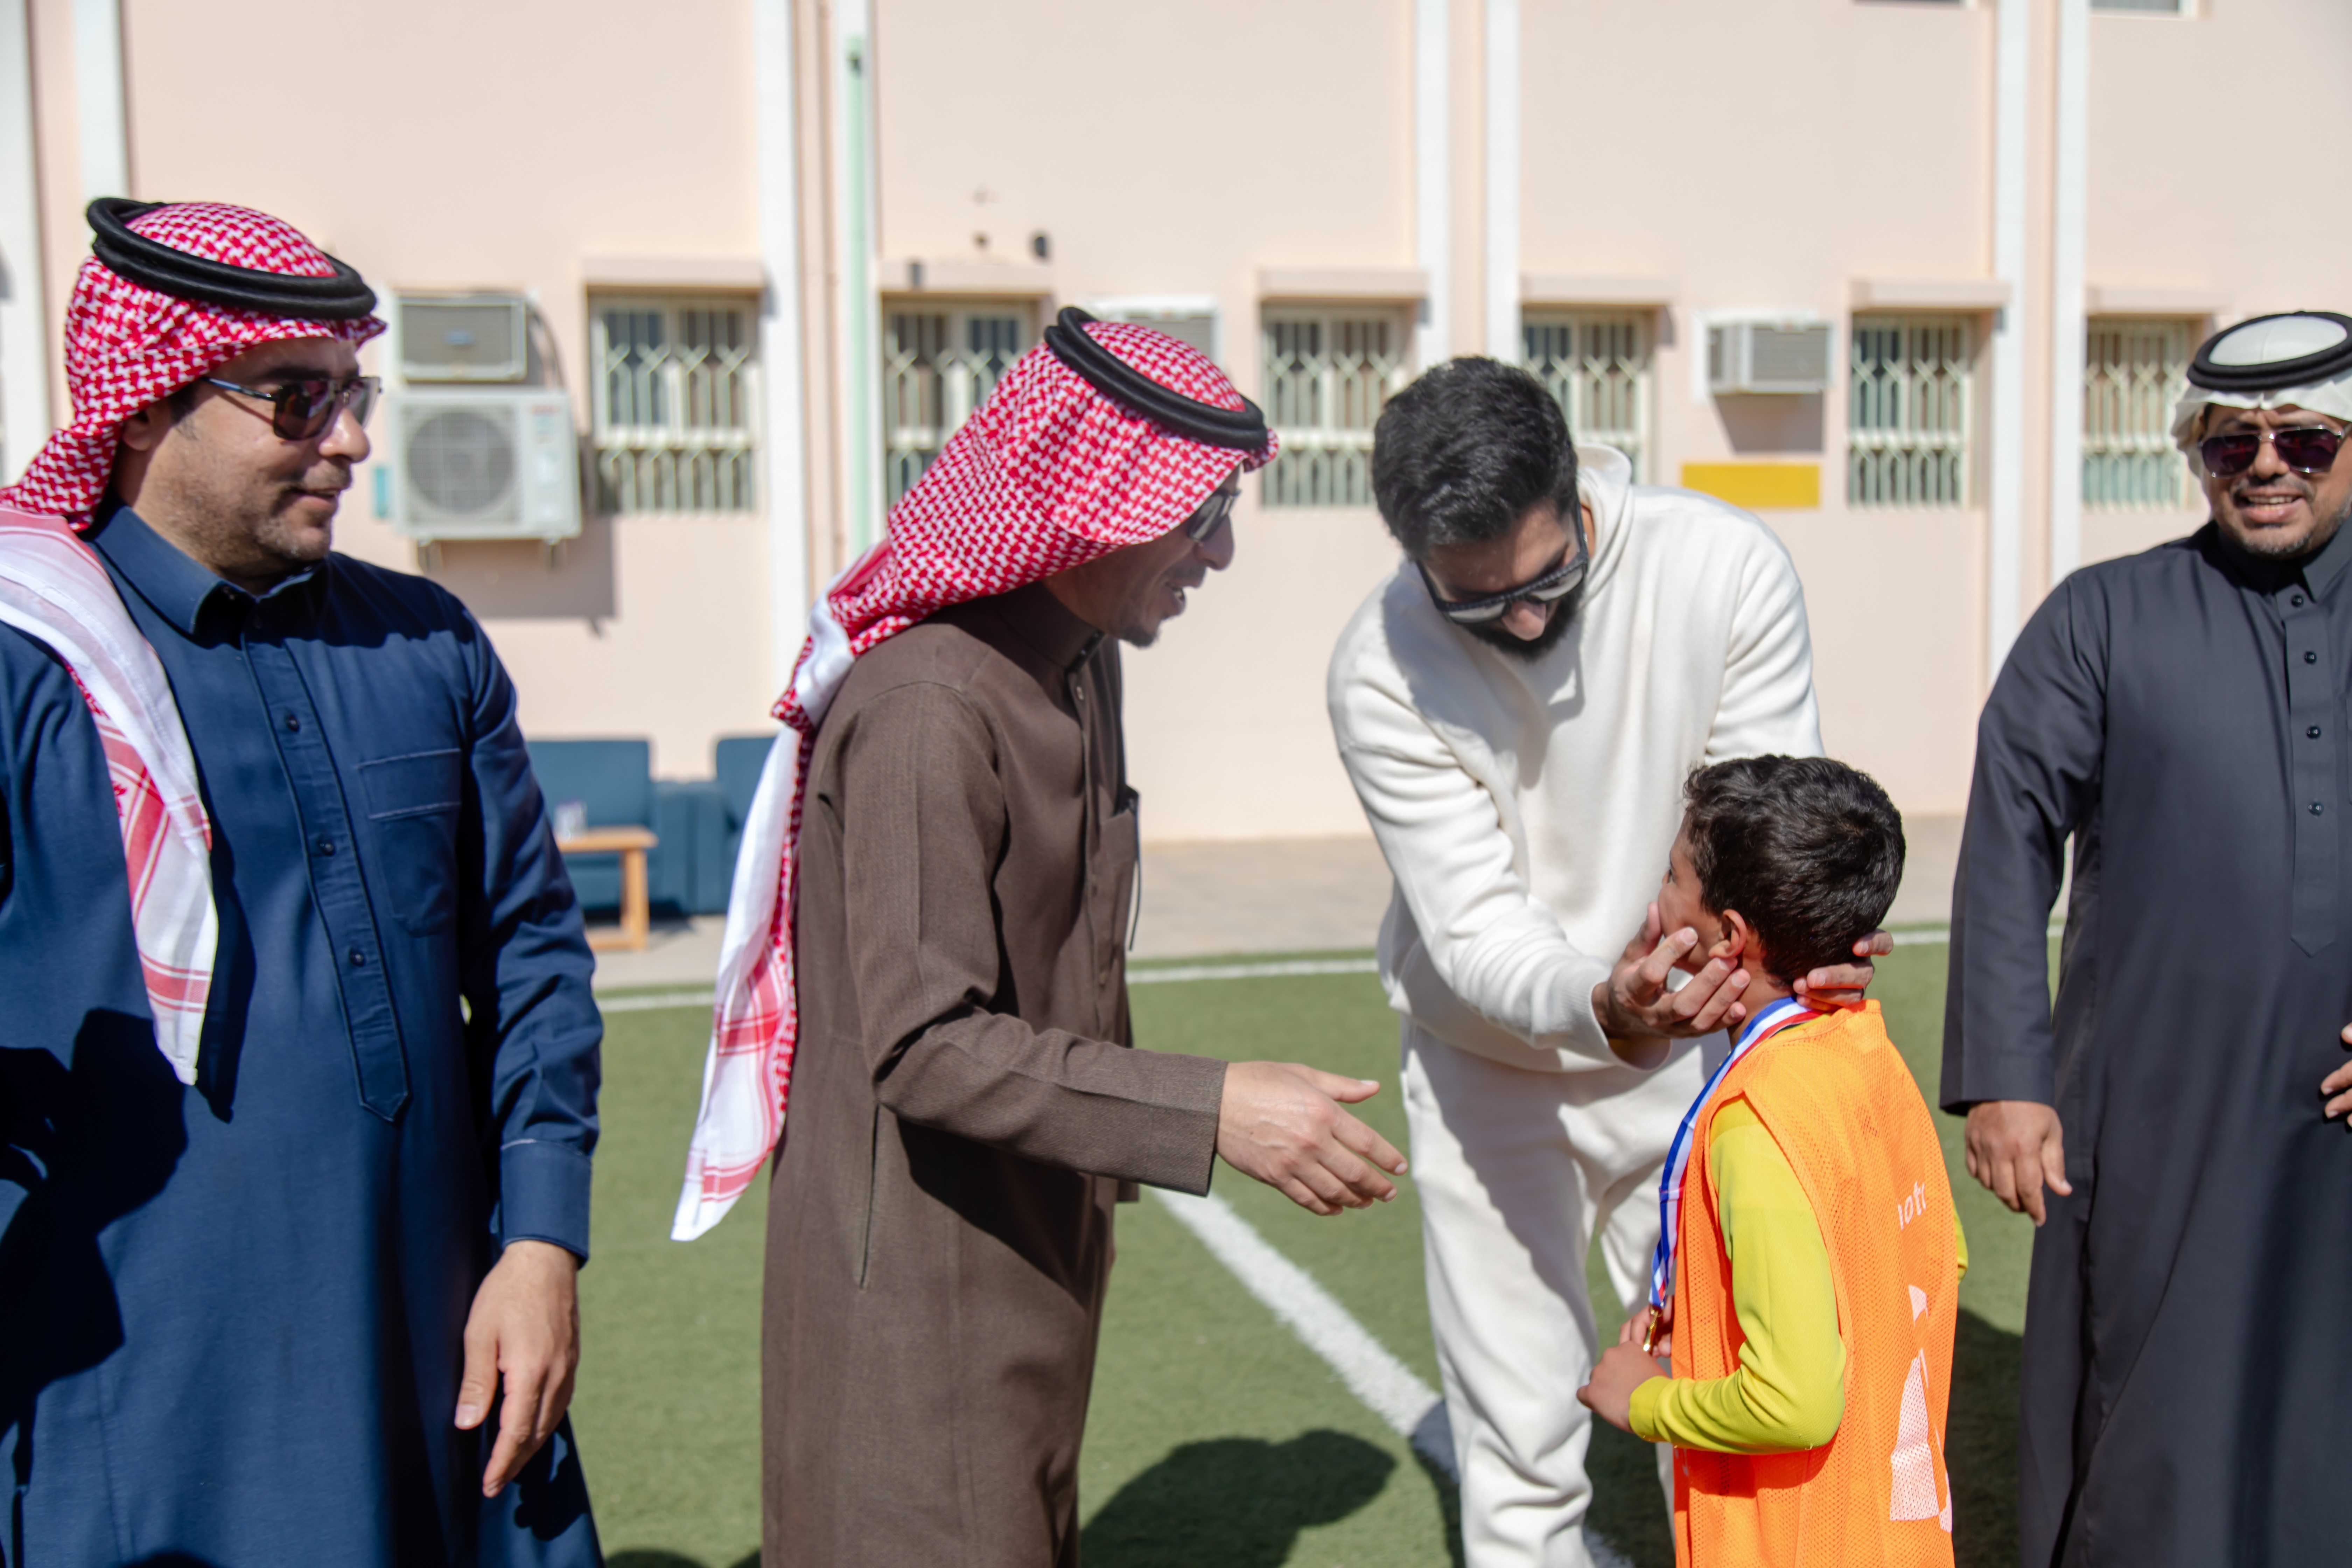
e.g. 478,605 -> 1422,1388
1184,484 -> 1239,543
1418,533 -> 1590,626
201,373 -> 380,441
2199,424 -> 2348,479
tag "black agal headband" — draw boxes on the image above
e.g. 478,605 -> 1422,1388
86,197 -> 379,321
2188,311 -> 2352,394
1043,307 -> 1268,450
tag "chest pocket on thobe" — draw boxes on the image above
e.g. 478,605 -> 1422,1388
359,748 -> 464,934
1104,786 -> 1141,971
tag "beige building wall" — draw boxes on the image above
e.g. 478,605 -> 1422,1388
6,0 -> 2352,832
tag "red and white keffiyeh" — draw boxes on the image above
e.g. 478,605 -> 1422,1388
673,320 -> 1276,1239
0,201 -> 386,1076
0,507 -> 215,1077
0,201 -> 384,525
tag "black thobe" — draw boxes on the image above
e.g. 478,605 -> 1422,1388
1944,519 -> 2352,1567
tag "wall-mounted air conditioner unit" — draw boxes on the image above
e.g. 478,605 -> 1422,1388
380,387 -> 581,543
398,294 -> 529,382
1083,294 -> 1221,364
1706,319 -> 1833,394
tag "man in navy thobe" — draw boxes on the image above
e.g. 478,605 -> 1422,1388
0,203 -> 602,1564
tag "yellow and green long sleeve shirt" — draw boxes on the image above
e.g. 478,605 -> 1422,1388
1627,1096 -> 1968,1453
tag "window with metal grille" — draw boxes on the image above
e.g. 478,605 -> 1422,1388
590,296 -> 760,513
1849,314 -> 1974,508
881,304 -> 1031,507
2084,317 -> 2194,511
1523,311 -> 1652,481
1260,308 -> 1412,507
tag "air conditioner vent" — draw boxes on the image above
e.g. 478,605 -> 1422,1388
1707,320 -> 1832,395
380,387 -> 580,543
399,295 -> 528,383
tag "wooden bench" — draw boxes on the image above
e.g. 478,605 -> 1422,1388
556,825 -> 659,951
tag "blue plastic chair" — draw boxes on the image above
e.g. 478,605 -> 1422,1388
714,733 -> 780,909
526,738 -> 653,912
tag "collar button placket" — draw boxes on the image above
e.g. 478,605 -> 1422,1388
248,635 -> 410,1116
2283,587 -> 2339,954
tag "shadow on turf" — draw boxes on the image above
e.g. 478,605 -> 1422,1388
1083,1429 -> 1394,1567
603,1311 -> 2017,1568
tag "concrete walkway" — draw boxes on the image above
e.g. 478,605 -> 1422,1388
589,816 -> 1963,991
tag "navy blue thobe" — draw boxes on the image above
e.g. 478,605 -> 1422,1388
0,504 -> 603,1566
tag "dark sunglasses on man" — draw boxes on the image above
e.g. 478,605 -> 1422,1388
1184,483 -> 1239,544
200,373 -> 381,442
1417,523 -> 1590,626
2200,422 -> 2350,479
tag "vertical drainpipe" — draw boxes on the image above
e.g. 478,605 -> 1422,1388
755,0 -> 810,690
2046,0 -> 2091,590
72,0 -> 126,201
0,0 -> 50,485
1482,0 -> 1518,361
1414,0 -> 1450,372
1984,0 -> 2029,685
834,0 -> 882,555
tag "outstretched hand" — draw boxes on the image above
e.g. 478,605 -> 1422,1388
456,1238 -> 580,1496
1218,1061 -> 1407,1216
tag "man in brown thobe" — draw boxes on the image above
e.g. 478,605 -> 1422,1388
678,311 -> 1407,1565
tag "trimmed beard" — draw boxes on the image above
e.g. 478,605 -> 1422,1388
1462,585 -> 1583,660
2227,486 -> 2352,561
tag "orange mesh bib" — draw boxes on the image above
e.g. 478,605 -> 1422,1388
1668,1002 -> 1959,1568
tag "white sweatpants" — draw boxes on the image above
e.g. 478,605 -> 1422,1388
1402,1021 -> 1715,1568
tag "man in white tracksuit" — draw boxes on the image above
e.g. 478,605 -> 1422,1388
1327,358 -> 1877,1566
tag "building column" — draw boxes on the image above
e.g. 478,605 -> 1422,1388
754,0 -> 810,691
831,0 -> 881,556
1414,0 -> 1450,375
1481,0 -> 1517,360
1984,0 -> 2031,684
0,0 -> 49,484
70,0 -> 122,202
2043,0 -> 2090,589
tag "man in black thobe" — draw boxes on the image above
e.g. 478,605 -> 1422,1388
1945,312 -> 2352,1566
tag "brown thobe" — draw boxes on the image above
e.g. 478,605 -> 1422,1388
763,581 -> 1229,1567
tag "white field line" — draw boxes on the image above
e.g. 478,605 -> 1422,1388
598,988 -> 718,1013
1130,956 -> 1381,984
596,927 -> 2048,1010
1152,1190 -> 1637,1568
1149,1189 -> 1452,1475
1889,922 -> 2062,948
593,955 -> 1381,1010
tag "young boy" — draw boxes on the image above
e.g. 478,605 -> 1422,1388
1577,755 -> 1965,1567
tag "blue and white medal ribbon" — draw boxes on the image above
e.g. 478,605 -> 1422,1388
1640,996 -> 1820,1354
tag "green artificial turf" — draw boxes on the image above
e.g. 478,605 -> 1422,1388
570,943 -> 2036,1567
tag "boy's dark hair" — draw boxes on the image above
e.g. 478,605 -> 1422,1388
1681,756 -> 1905,983
1370,357 -> 1579,559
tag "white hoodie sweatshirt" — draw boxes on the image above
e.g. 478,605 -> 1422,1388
1326,445 -> 1822,1076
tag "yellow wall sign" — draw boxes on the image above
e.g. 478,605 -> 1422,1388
1678,462 -> 1822,510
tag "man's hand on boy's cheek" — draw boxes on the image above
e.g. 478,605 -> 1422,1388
1578,1340 -> 1668,1434
1595,902 -> 1752,1041
1792,930 -> 1893,1011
